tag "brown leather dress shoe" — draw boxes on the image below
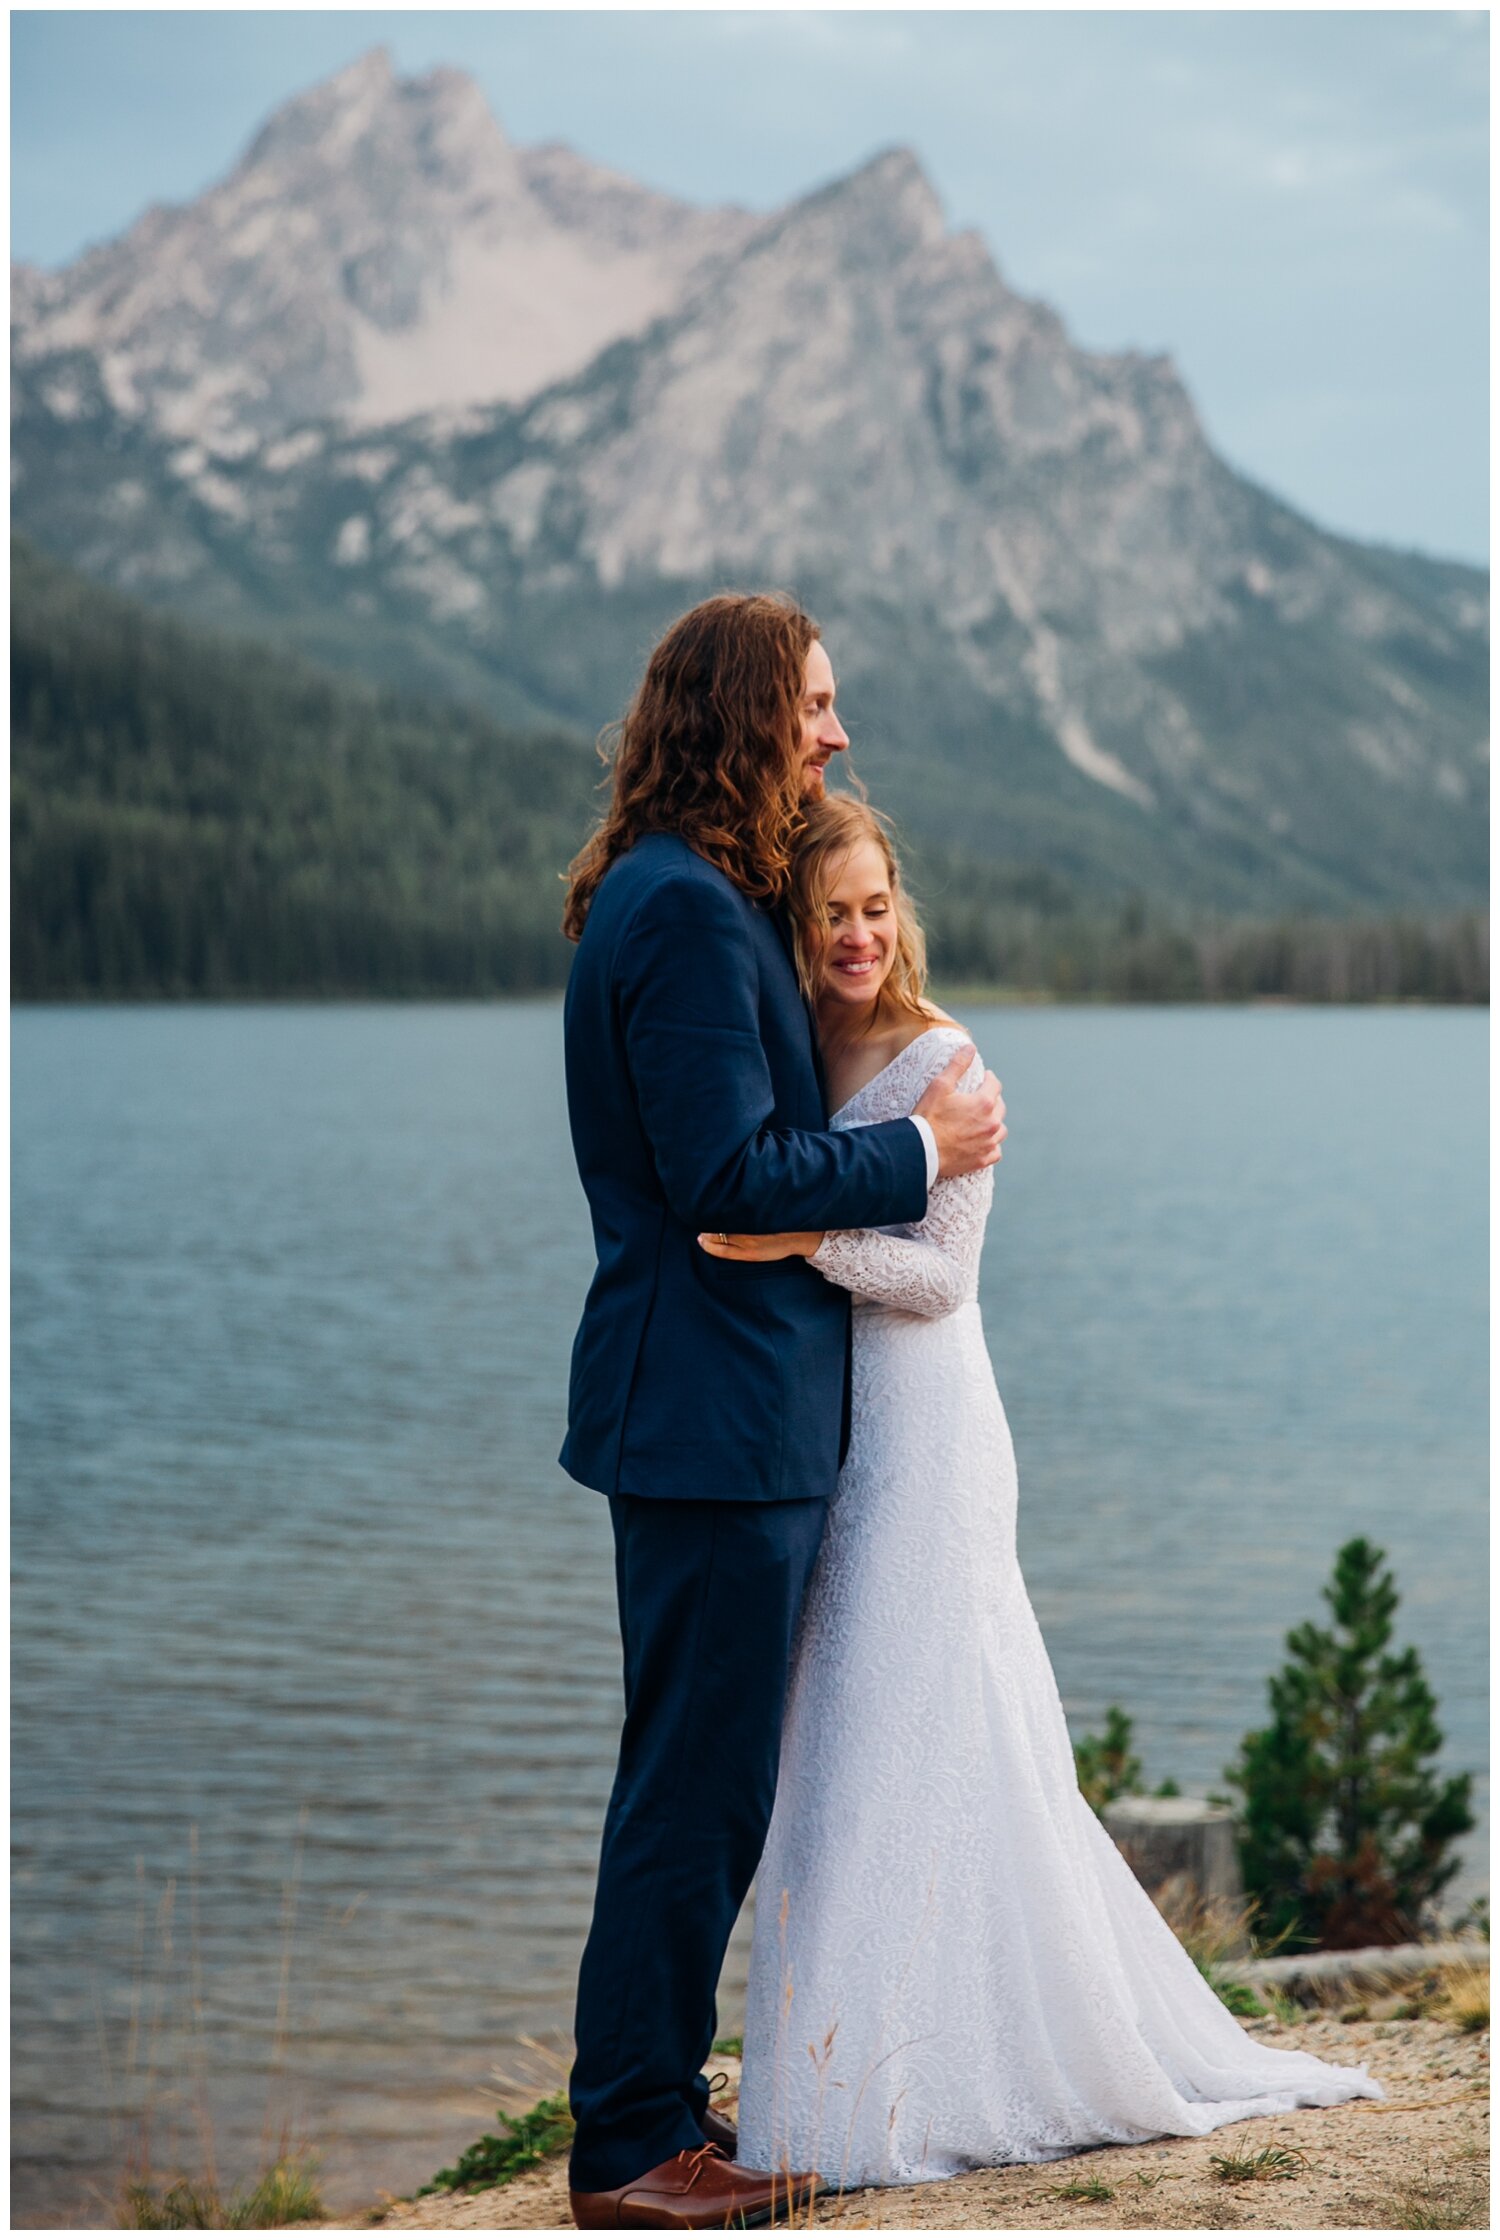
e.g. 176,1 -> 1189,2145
569,2141 -> 818,2229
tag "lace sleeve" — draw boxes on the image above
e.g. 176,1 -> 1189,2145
809,1048 -> 993,1316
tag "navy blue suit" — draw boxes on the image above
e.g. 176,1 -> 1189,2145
560,834 -> 929,2190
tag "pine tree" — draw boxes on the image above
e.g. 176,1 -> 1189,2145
1224,1538 -> 1474,1951
1074,1704 -> 1180,1816
1075,1706 -> 1143,1815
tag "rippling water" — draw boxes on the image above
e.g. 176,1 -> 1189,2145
11,1002 -> 1487,2224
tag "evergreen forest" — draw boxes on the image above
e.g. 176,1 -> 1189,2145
12,539 -> 1486,1004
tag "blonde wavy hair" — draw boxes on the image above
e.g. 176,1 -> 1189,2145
789,796 -> 932,1036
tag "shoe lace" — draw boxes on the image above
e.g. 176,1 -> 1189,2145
680,2141 -> 730,2191
706,2071 -> 730,2097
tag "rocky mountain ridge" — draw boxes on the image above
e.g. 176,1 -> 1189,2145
12,51 -> 1487,913
12,47 -> 759,445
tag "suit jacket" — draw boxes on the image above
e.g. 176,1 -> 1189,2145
559,833 -> 929,1503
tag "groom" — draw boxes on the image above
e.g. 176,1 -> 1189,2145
558,593 -> 1005,2229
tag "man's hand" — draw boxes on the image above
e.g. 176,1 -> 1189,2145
697,1231 -> 825,1262
913,1044 -> 1007,1179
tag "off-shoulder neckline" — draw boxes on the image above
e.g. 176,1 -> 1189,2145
828,1024 -> 970,1125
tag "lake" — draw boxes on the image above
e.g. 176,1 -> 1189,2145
10,1002 -> 1487,2225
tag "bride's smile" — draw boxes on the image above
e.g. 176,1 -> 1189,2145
811,839 -> 896,1010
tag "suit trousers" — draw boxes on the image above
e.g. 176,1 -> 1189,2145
567,1492 -> 828,2192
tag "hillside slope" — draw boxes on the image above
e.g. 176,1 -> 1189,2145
11,537 -> 600,996
12,542 -> 1484,1005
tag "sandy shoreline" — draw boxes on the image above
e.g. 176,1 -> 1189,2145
324,2007 -> 1488,2233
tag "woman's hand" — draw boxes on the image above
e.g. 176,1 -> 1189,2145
697,1231 -> 826,1262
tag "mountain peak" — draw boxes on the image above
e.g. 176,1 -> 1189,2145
243,45 -> 400,162
406,60 -> 508,140
231,49 -> 519,205
837,143 -> 943,211
783,142 -> 948,260
852,144 -> 936,195
12,51 -> 755,442
324,45 -> 396,100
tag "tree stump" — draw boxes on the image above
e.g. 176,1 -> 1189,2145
1103,1794 -> 1250,1957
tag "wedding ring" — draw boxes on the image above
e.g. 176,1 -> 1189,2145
716,1233 -> 730,1244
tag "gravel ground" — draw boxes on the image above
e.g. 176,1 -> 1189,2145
337,2012 -> 1488,2232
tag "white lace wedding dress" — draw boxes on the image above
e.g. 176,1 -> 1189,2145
736,1025 -> 1385,2189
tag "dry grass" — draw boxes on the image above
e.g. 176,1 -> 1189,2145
1146,1884 -> 1307,2021
98,1817 -> 328,2230
1429,1956 -> 1490,2034
123,2156 -> 324,2230
1381,2151 -> 1490,2231
1149,1883 -> 1262,1970
1300,1939 -> 1492,2032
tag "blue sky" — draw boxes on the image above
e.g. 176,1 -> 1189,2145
11,8 -> 1489,564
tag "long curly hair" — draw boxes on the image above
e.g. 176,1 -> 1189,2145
562,592 -> 819,941
788,796 -> 932,1037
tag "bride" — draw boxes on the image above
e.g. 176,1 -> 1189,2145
700,796 -> 1385,2192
